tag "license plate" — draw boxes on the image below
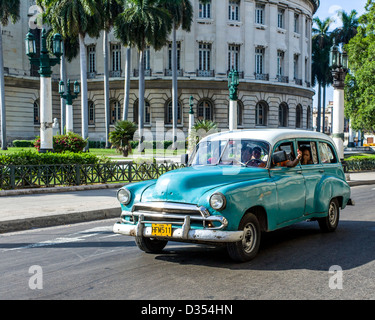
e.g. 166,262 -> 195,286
151,224 -> 172,237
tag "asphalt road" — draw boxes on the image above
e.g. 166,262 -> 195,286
0,184 -> 374,301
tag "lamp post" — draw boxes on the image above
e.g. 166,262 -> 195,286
25,29 -> 62,153
59,79 -> 80,133
228,69 -> 239,131
329,40 -> 349,160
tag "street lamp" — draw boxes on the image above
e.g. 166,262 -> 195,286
25,28 -> 62,153
329,39 -> 349,160
228,69 -> 239,131
188,96 -> 195,152
59,79 -> 80,133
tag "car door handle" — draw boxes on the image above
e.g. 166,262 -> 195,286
319,170 -> 324,173
296,170 -> 302,174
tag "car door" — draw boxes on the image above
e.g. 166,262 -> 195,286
269,139 -> 306,225
297,140 -> 323,215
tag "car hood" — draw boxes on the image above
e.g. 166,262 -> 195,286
141,165 -> 269,204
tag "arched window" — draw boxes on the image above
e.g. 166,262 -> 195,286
110,100 -> 121,125
306,106 -> 311,129
88,101 -> 95,125
296,104 -> 302,128
165,100 -> 182,125
33,100 -> 40,125
255,101 -> 268,126
133,99 -> 151,125
278,102 -> 288,127
197,100 -> 213,121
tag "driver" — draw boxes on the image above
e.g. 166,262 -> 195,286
248,146 -> 266,167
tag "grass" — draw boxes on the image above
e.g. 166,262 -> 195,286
345,153 -> 375,161
0,147 -> 186,159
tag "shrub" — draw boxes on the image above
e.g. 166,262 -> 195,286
109,120 -> 137,156
34,132 -> 87,153
12,140 -> 34,148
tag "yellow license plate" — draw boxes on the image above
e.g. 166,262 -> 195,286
151,224 -> 172,237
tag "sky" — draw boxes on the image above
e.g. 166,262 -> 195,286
312,0 -> 368,109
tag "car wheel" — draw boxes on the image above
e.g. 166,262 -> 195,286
318,198 -> 340,232
135,236 -> 168,253
227,213 -> 261,262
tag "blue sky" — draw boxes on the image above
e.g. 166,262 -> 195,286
312,0 -> 368,108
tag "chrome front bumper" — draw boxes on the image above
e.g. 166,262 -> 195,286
113,202 -> 243,243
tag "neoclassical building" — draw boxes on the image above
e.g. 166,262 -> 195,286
0,0 -> 319,145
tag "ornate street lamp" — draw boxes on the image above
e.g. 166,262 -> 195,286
329,39 -> 349,160
59,79 -> 80,133
228,69 -> 239,131
25,28 -> 62,153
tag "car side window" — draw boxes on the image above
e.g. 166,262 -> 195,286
273,141 -> 296,166
318,142 -> 337,164
297,141 -> 319,165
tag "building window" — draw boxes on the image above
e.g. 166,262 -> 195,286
279,103 -> 288,127
87,45 -> 96,73
228,1 -> 240,21
237,101 -> 243,126
255,4 -> 265,25
296,104 -> 302,128
294,54 -> 299,79
168,42 -> 181,70
133,100 -> 151,125
277,51 -> 284,76
110,100 -> 121,125
33,100 -> 40,125
199,0 -> 211,19
228,44 -> 240,71
88,101 -> 95,125
294,13 -> 299,33
255,47 -> 264,74
278,8 -> 284,29
111,44 -> 121,72
256,101 -> 268,126
143,46 -> 151,70
197,100 -> 213,121
166,100 -> 182,125
199,43 -> 211,71
306,106 -> 311,129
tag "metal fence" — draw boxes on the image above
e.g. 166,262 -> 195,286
0,161 -> 185,190
344,159 -> 375,173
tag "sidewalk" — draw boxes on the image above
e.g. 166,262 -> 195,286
0,172 -> 374,234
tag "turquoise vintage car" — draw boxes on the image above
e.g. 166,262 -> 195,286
113,129 -> 354,262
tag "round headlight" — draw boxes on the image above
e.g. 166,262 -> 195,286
117,188 -> 131,205
210,193 -> 226,211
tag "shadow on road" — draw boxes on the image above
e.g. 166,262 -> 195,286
154,220 -> 375,271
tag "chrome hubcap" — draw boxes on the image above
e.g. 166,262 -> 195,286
242,222 -> 257,253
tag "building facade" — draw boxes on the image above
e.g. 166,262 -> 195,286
0,0 -> 319,145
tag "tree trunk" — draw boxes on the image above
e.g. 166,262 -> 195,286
322,85 -> 326,133
317,84 -> 321,132
172,22 -> 178,150
123,47 -> 131,121
103,30 -> 110,148
138,49 -> 145,152
0,25 -> 7,150
79,33 -> 89,151
60,42 -> 67,135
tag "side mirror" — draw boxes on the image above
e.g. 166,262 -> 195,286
181,154 -> 189,165
272,150 -> 287,164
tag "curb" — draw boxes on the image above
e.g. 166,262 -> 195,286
0,207 -> 121,234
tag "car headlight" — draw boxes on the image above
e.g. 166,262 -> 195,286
209,193 -> 226,211
117,188 -> 131,205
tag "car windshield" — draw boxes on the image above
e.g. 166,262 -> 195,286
190,139 -> 270,167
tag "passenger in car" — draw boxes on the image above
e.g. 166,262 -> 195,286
275,148 -> 302,167
300,146 -> 313,165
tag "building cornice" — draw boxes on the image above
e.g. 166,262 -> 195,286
308,0 -> 319,14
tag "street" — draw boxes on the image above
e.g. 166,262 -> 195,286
0,184 -> 374,300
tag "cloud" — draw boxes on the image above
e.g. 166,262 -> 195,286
328,5 -> 344,30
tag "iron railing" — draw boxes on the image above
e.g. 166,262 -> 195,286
0,161 -> 185,190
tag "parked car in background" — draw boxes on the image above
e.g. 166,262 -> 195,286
114,129 -> 354,262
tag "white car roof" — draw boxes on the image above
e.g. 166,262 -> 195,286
201,129 -> 335,147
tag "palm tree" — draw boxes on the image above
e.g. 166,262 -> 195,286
312,17 -> 333,133
100,0 -> 124,148
41,0 -> 102,151
159,0 -> 193,150
114,0 -> 172,152
0,0 -> 20,150
333,10 -> 359,45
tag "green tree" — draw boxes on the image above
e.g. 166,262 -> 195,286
312,17 -> 333,133
0,0 -> 20,150
114,0 -> 172,152
100,0 -> 124,148
332,10 -> 359,45
109,120 -> 137,156
40,0 -> 103,151
160,0 -> 193,149
345,1 -> 375,133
